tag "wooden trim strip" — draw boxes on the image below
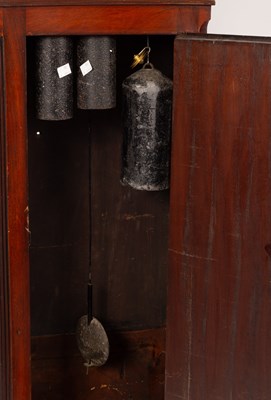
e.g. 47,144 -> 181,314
1,0 -> 215,7
26,5 -> 211,35
0,10 -> 3,37
0,38 -> 10,400
3,8 -> 31,400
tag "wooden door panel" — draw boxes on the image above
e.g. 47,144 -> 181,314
166,35 -> 271,400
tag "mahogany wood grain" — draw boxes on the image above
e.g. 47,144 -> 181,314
3,8 -> 31,400
0,0 -> 215,6
26,5 -> 211,35
0,38 -> 10,400
31,328 -> 165,400
0,10 -> 3,36
166,34 -> 271,400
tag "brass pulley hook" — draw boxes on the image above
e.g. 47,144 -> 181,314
131,38 -> 151,68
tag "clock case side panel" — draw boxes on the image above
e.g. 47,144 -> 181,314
0,37 -> 11,400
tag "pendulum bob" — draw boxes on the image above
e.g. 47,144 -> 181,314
36,36 -> 73,120
121,64 -> 173,191
77,36 -> 116,110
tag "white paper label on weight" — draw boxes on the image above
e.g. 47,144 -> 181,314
80,60 -> 93,76
57,63 -> 72,79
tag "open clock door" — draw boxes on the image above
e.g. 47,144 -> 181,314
166,34 -> 271,400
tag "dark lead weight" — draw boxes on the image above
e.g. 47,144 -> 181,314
121,64 -> 173,191
36,36 -> 73,120
77,36 -> 116,110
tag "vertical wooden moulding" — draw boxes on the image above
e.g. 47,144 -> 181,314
165,36 -> 189,400
3,8 -> 31,400
0,10 -> 3,36
0,37 -> 10,400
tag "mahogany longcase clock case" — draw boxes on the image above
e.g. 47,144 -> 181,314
1,1 -> 271,399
